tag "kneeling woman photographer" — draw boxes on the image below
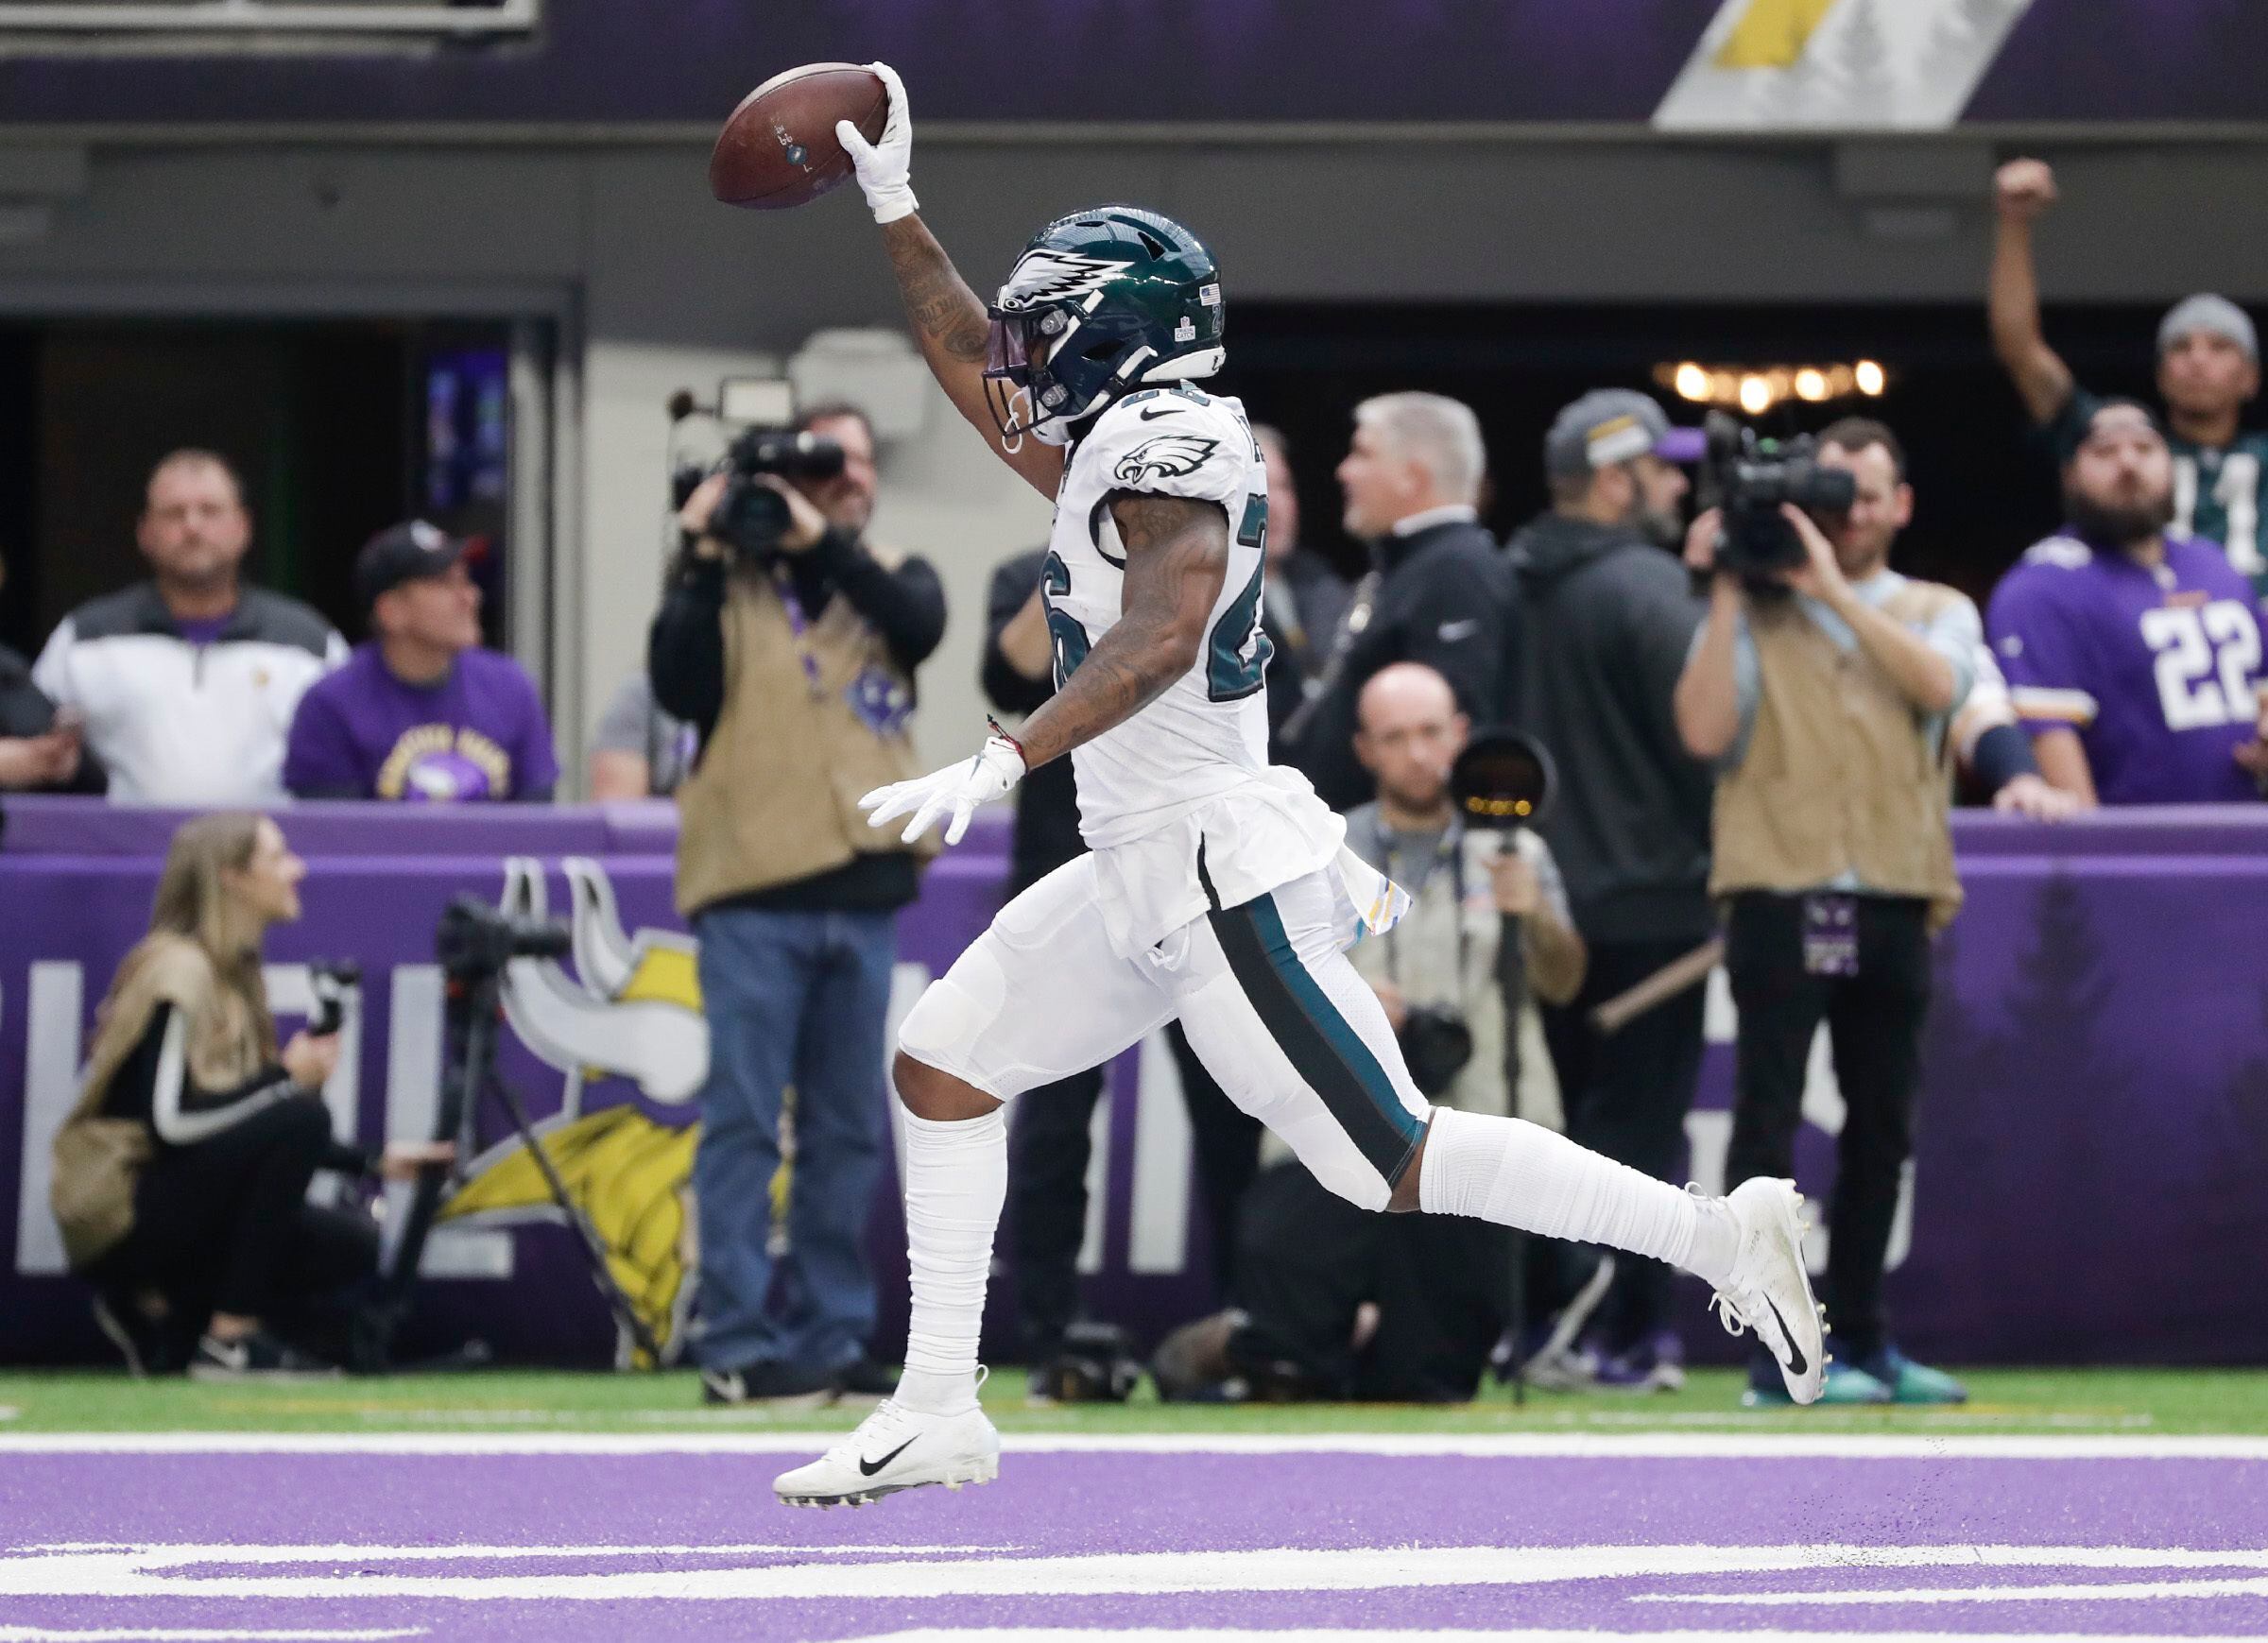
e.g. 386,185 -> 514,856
51,813 -> 446,1378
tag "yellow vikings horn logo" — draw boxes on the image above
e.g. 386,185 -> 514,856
438,857 -> 710,1367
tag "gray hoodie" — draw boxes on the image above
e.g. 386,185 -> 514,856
1503,512 -> 1715,947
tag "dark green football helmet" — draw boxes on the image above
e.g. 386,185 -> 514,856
983,206 -> 1225,445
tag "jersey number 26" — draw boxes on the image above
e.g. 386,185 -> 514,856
1042,496 -> 1275,701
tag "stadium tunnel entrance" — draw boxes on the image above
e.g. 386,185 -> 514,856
0,317 -> 557,684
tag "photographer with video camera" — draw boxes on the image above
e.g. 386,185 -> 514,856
648,401 -> 946,1407
1675,416 -> 1975,1408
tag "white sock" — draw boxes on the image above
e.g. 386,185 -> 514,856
891,1105 -> 1006,1416
1418,1106 -> 1738,1287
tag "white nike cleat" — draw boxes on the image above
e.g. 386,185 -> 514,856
1709,1177 -> 1828,1405
773,1398 -> 1001,1509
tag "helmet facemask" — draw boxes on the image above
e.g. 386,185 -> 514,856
983,294 -> 1154,449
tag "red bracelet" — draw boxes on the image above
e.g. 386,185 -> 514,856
986,715 -> 1029,769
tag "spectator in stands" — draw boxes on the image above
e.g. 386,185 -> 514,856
1,554 -> 101,795
1151,663 -> 1582,1403
650,401 -> 945,1407
284,522 -> 558,802
1987,401 -> 2268,805
1675,416 -> 1977,1406
33,450 -> 345,806
1286,393 -> 1511,807
1992,159 -> 2268,590
1253,423 -> 1349,724
48,813 -> 447,1378
1504,388 -> 1710,1392
587,672 -> 696,799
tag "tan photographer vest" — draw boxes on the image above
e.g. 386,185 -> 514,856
1708,581 -> 1964,933
674,557 -> 936,919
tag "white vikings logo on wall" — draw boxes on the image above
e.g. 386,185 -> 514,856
438,858 -> 711,1365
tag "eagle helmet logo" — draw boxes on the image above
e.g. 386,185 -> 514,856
995,248 -> 1131,313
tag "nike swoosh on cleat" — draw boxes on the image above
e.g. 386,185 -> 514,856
1763,1296 -> 1810,1376
858,1437 -> 918,1477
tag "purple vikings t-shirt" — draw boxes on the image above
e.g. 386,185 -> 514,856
1987,534 -> 2265,805
284,643 -> 559,802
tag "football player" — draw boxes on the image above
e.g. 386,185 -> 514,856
772,64 -> 1827,1509
1992,158 -> 2268,590
1988,400 -> 2268,805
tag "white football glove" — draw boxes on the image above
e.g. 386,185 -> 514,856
859,730 -> 1025,846
834,60 -> 918,225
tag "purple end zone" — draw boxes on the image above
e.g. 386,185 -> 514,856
2,1445 -> 2264,1639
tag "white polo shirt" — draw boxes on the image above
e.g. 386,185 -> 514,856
33,583 -> 346,805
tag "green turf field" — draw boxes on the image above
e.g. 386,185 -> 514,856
3,1366 -> 2263,1436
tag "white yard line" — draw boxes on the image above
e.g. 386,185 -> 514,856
1,1431 -> 2264,1459
848,1634 -> 2268,1643
0,1630 -> 424,1641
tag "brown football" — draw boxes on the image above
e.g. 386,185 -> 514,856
710,62 -> 888,211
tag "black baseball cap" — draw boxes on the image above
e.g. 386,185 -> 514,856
354,520 -> 465,610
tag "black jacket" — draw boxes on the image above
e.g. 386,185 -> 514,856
1288,515 -> 1513,810
648,529 -> 945,743
1269,547 -> 1352,686
0,642 -> 104,795
1504,511 -> 1713,946
647,528 -> 946,913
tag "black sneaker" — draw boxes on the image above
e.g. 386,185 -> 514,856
189,1329 -> 340,1382
700,1361 -> 833,1410
92,1292 -> 165,1378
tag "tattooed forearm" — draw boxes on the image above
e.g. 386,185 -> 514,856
1016,495 -> 1229,769
880,216 -> 990,365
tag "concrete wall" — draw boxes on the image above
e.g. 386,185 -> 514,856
4,135 -> 2265,774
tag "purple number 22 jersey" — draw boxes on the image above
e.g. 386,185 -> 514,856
1986,534 -> 2265,805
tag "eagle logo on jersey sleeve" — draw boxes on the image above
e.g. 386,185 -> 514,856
1113,433 -> 1221,486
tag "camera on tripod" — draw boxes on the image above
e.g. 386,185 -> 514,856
362,895 -> 658,1374
1699,409 -> 1858,577
671,424 -> 845,564
436,897 -> 570,979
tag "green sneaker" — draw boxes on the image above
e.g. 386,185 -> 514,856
1862,1347 -> 1968,1405
1742,1361 -> 1893,1407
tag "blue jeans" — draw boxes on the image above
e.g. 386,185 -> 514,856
691,903 -> 896,1374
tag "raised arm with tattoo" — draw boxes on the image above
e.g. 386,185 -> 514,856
837,67 -> 1065,497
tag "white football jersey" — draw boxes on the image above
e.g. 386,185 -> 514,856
1040,385 -> 1343,952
